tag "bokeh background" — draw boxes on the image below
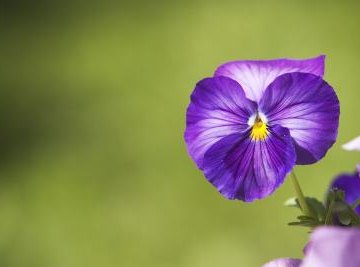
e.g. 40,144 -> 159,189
0,0 -> 359,266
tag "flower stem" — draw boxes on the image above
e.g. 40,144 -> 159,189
290,171 -> 312,218
324,199 -> 335,225
352,198 -> 360,210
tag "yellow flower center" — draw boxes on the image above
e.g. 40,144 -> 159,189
250,117 -> 269,141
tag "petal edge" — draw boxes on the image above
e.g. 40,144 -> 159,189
215,55 -> 325,102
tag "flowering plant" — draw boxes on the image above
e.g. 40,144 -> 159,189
184,56 -> 360,266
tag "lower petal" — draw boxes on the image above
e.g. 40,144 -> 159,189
203,125 -> 296,201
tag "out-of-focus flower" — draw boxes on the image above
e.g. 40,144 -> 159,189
342,136 -> 360,151
184,56 -> 340,201
301,227 -> 360,267
262,258 -> 301,267
262,227 -> 360,267
330,168 -> 360,215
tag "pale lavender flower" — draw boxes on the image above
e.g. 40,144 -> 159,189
262,227 -> 360,267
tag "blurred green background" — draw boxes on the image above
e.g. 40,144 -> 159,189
0,0 -> 359,266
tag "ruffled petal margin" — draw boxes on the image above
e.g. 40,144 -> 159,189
184,76 -> 256,169
259,72 -> 339,164
203,125 -> 296,201
214,55 -> 325,102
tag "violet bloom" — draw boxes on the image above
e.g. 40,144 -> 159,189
263,227 -> 360,267
185,56 -> 340,201
330,166 -> 360,215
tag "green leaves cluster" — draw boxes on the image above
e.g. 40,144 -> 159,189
285,189 -> 360,229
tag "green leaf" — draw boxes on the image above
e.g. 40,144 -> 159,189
338,211 -> 352,225
287,189 -> 360,228
288,221 -> 312,227
286,196 -> 326,229
338,200 -> 360,226
288,219 -> 321,228
297,215 -> 317,222
305,197 -> 326,222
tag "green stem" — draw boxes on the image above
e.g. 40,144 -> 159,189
343,200 -> 360,225
352,198 -> 360,210
290,171 -> 312,217
324,199 -> 335,225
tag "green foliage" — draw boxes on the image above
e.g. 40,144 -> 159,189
286,189 -> 360,229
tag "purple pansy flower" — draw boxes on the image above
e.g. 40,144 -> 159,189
185,56 -> 340,201
263,227 -> 360,267
330,167 -> 360,215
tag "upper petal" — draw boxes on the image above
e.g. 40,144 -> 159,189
202,125 -> 296,201
214,55 -> 325,102
262,258 -> 302,267
259,72 -> 340,164
184,76 -> 256,169
330,169 -> 360,215
301,227 -> 360,267
342,136 -> 360,151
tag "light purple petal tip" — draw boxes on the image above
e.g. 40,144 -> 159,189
301,226 -> 360,267
203,125 -> 296,201
259,72 -> 339,164
214,55 -> 325,102
262,258 -> 302,267
342,136 -> 360,151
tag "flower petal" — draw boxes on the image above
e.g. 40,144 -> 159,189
184,76 -> 256,169
202,125 -> 296,201
262,258 -> 302,267
342,136 -> 360,151
214,55 -> 325,102
330,169 -> 360,215
259,72 -> 339,164
301,227 -> 360,267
